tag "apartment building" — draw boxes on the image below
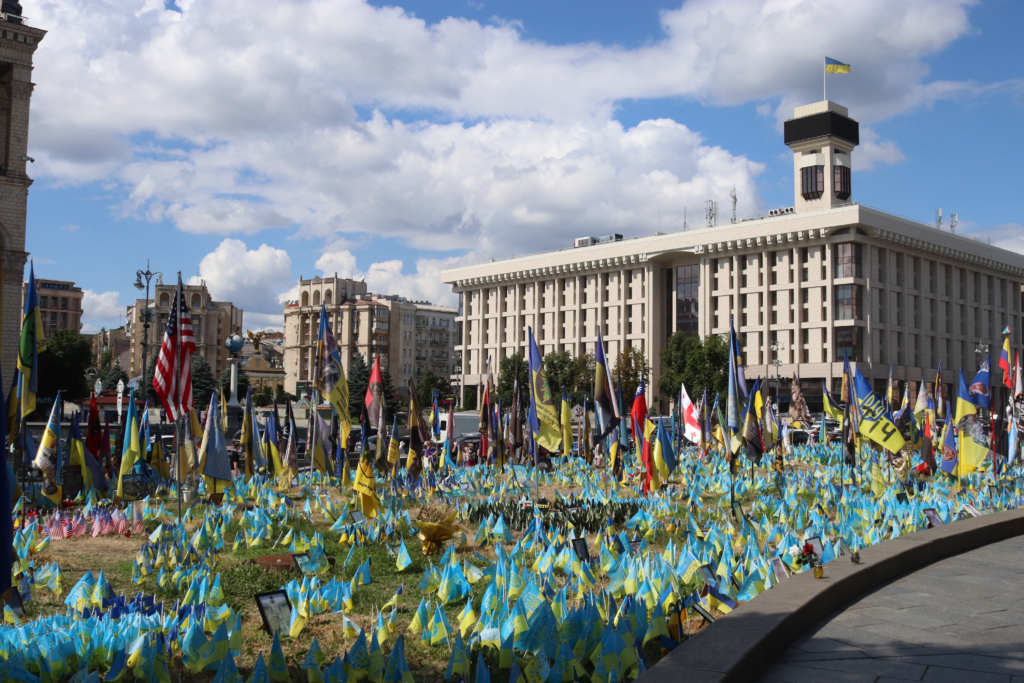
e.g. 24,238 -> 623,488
283,274 -> 457,396
443,100 -> 1024,410
125,280 -> 243,380
24,279 -> 83,340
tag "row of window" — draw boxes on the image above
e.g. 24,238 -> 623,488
800,164 -> 851,201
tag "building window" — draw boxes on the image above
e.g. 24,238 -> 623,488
801,165 -> 824,200
835,284 -> 862,320
835,327 -> 863,361
834,243 -> 862,279
676,265 -> 699,336
834,165 -> 851,200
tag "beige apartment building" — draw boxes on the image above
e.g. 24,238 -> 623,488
125,280 -> 243,381
24,278 -> 82,340
443,100 -> 1024,411
92,325 -> 130,369
283,274 -> 457,397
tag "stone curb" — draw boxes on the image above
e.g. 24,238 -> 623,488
639,508 -> 1024,683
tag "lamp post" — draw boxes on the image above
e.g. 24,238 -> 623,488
134,261 -> 162,400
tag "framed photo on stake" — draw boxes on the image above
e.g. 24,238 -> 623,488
255,590 -> 292,637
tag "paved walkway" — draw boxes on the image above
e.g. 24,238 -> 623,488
755,534 -> 1024,683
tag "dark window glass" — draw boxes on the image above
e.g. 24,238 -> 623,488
676,264 -> 700,336
834,243 -> 862,279
835,284 -> 863,320
801,165 -> 824,200
834,164 -> 851,200
835,327 -> 863,361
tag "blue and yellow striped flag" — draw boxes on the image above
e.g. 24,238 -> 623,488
825,57 -> 850,74
17,263 -> 44,419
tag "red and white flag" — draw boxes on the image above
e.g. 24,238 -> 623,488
680,383 -> 702,444
153,278 -> 196,420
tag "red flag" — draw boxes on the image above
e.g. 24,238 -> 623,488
631,379 -> 648,447
365,355 -> 385,429
86,392 -> 103,458
152,279 -> 196,420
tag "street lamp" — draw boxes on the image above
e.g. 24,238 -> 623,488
134,260 -> 162,399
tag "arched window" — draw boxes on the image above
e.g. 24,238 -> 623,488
301,292 -> 309,307
159,293 -> 170,308
324,290 -> 332,305
191,294 -> 201,308
313,291 -> 321,306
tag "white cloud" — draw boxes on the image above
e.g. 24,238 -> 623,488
190,239 -> 293,327
856,127 -> 907,171
60,223 -> 80,232
81,289 -> 123,332
316,250 -> 470,308
24,0 -> 994,260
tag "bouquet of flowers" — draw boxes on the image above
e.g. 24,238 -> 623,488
791,542 -> 819,568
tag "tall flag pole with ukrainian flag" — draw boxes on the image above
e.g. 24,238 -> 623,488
17,262 -> 44,420
824,57 -> 850,100
317,301 -> 352,454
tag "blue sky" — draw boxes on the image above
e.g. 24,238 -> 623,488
23,0 -> 1024,331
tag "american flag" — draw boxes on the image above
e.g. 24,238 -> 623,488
70,513 -> 88,537
114,512 -> 129,536
48,513 -> 67,540
152,279 -> 196,421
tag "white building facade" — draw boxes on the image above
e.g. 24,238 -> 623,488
443,101 -> 1024,410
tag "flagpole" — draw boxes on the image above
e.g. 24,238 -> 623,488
823,55 -> 826,101
174,272 -> 183,523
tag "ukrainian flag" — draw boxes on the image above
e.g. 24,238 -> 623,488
955,369 -> 988,475
117,389 -> 142,500
825,57 -> 850,74
17,263 -> 44,419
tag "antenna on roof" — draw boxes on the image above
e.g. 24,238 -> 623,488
949,213 -> 958,234
730,186 -> 737,224
935,208 -> 943,230
683,207 -> 688,232
705,199 -> 717,229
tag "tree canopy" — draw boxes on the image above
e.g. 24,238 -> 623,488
37,329 -> 93,407
102,357 -> 129,393
613,346 -> 649,412
416,369 -> 453,409
495,352 -> 529,409
658,332 -> 730,408
191,355 -> 216,407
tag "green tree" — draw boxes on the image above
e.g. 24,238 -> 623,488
253,383 -> 273,407
220,364 -> 250,401
99,348 -> 113,373
496,352 -> 529,408
568,353 -> 596,406
416,369 -> 453,409
380,364 -> 400,418
37,329 -> 93,406
102,357 -> 129,392
462,386 -> 477,411
543,351 -> 578,398
274,384 -> 295,405
613,346 -> 650,414
659,333 -> 730,408
191,355 -> 216,407
346,354 -> 370,421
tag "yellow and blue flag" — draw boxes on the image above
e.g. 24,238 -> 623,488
117,389 -> 142,500
316,301 -> 352,449
853,370 -> 906,453
17,262 -> 44,419
593,327 -> 620,440
527,327 -> 561,452
955,369 -> 988,475
825,57 -> 850,74
726,318 -> 743,455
